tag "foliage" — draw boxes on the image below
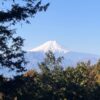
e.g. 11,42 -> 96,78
0,51 -> 100,100
0,0 -> 49,72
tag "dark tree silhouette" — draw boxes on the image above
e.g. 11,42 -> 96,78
0,52 -> 100,100
0,0 -> 49,72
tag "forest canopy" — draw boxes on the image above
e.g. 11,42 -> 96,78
0,51 -> 100,100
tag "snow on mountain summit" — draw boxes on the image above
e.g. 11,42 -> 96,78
29,41 -> 69,53
24,41 -> 100,72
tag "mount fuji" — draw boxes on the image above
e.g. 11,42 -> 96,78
25,41 -> 100,70
29,41 -> 69,53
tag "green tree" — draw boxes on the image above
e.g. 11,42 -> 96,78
39,51 -> 63,73
0,0 -> 49,72
38,51 -> 68,100
64,62 -> 97,100
1,52 -> 100,100
93,60 -> 100,83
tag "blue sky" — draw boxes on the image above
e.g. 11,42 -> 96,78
15,0 -> 100,55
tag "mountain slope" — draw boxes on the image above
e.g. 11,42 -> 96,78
25,41 -> 99,70
0,40 -> 99,77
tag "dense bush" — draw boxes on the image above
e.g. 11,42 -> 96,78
0,51 -> 100,100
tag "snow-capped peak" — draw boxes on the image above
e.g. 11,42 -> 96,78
29,40 -> 69,53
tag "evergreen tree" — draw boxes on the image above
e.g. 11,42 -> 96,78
38,51 -> 67,100
0,0 -> 49,72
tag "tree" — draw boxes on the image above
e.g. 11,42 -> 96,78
64,62 -> 97,100
0,0 -> 49,72
93,60 -> 100,83
1,52 -> 100,100
39,51 -> 63,74
38,51 -> 67,100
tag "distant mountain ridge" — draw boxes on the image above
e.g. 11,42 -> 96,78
0,40 -> 99,77
25,41 -> 100,70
